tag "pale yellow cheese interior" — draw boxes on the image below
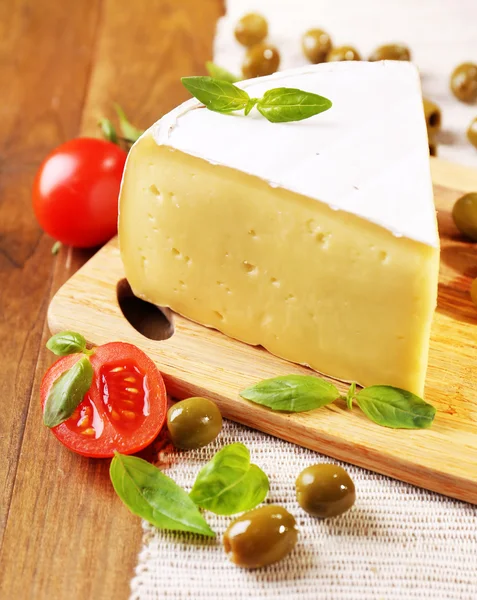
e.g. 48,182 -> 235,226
119,135 -> 439,395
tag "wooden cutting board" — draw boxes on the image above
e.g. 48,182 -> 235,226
48,157 -> 477,504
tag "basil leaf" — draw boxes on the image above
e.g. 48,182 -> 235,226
189,443 -> 268,515
240,375 -> 339,412
256,88 -> 332,123
43,356 -> 93,427
346,382 -> 356,410
244,97 -> 258,116
181,76 -> 250,113
99,117 -> 118,144
356,386 -> 436,429
114,104 -> 144,143
205,61 -> 240,83
110,453 -> 215,537
46,330 -> 89,356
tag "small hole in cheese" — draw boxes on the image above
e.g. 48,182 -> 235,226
316,232 -> 331,249
214,311 -> 224,321
149,184 -> 161,197
270,277 -> 280,288
172,248 -> 181,258
242,261 -> 258,275
379,251 -> 389,264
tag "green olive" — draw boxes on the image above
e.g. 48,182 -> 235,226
223,505 -> 298,568
296,464 -> 356,518
450,63 -> 477,102
368,43 -> 411,62
452,193 -> 477,242
167,397 -> 222,449
302,29 -> 332,64
242,43 -> 280,79
467,116 -> 477,149
429,138 -> 437,157
423,98 -> 442,136
234,13 -> 268,47
471,278 -> 477,308
326,45 -> 361,62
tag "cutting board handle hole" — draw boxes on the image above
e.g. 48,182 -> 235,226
116,279 -> 174,341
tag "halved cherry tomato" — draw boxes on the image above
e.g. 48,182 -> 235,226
32,138 -> 127,248
41,342 -> 167,457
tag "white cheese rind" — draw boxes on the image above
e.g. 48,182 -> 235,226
150,61 -> 438,248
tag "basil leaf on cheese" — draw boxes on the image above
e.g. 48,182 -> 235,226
189,443 -> 269,515
46,330 -> 90,356
240,375 -> 339,412
355,385 -> 436,429
181,77 -> 332,124
43,356 -> 93,428
181,76 -> 250,113
256,88 -> 332,123
110,453 -> 215,537
205,61 -> 240,83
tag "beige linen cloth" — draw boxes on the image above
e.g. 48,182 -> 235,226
130,422 -> 477,600
131,1 -> 477,597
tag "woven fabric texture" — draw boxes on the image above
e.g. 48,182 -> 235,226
130,420 -> 477,600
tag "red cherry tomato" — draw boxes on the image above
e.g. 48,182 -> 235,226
41,342 -> 167,457
32,138 -> 127,248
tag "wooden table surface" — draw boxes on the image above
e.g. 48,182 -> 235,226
0,1 -> 223,598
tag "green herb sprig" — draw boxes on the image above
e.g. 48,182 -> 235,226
46,331 -> 92,356
189,443 -> 269,515
110,453 -> 215,537
181,76 -> 332,123
240,375 -> 338,413
240,376 -> 436,430
205,61 -> 240,83
43,356 -> 93,428
98,105 -> 144,149
43,331 -> 95,428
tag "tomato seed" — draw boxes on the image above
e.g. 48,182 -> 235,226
121,399 -> 135,407
111,410 -> 120,420
77,416 -> 90,428
81,428 -> 95,437
124,377 -> 136,382
110,366 -> 125,372
120,410 -> 136,420
125,387 -> 139,394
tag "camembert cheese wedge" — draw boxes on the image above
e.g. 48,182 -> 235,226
119,62 -> 439,395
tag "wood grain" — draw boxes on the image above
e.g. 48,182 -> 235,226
0,1 -> 223,599
0,0 -> 102,553
48,161 -> 477,505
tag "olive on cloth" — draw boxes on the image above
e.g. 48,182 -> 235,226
326,46 -> 361,62
167,397 -> 222,450
234,13 -> 268,47
242,43 -> 280,78
296,463 -> 356,518
223,505 -> 298,568
302,29 -> 332,64
369,43 -> 411,62
450,63 -> 477,102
